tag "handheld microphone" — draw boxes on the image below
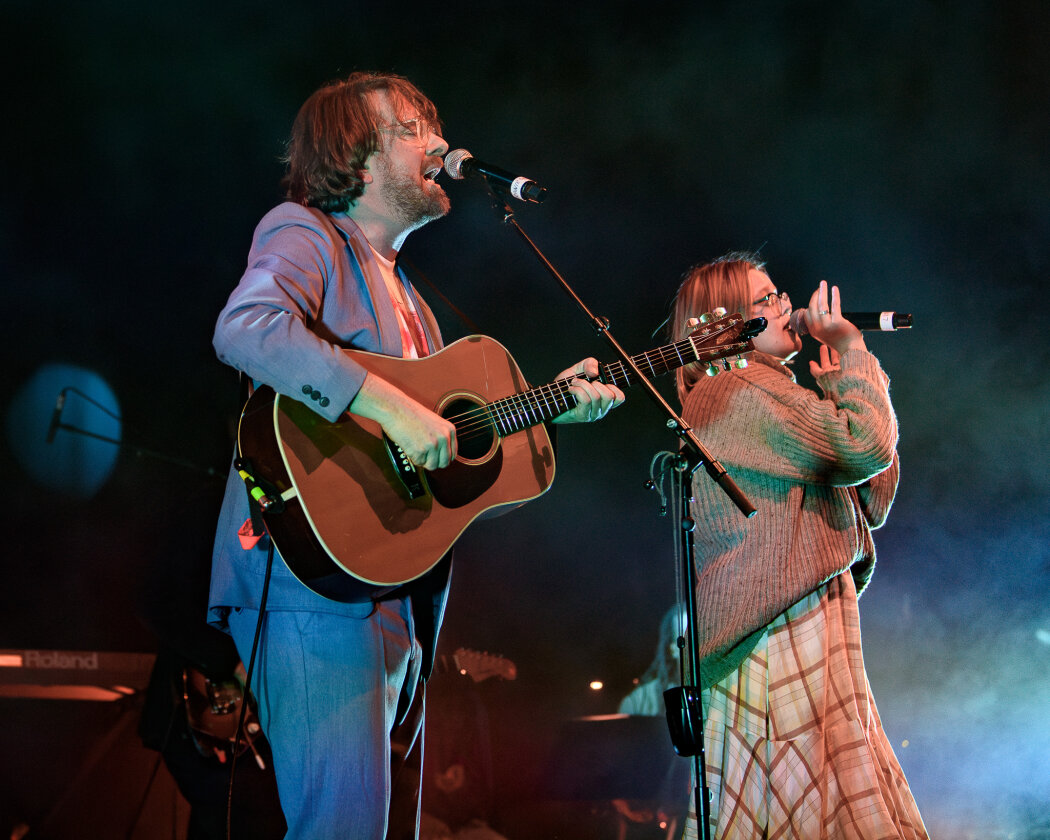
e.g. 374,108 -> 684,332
789,310 -> 912,335
443,149 -> 548,203
46,390 -> 67,444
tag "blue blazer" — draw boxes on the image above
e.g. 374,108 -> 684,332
208,203 -> 449,668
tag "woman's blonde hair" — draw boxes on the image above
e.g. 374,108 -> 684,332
668,252 -> 766,401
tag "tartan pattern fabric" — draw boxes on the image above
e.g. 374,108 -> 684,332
683,573 -> 928,840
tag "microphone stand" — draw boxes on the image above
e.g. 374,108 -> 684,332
485,190 -> 757,839
47,386 -> 221,479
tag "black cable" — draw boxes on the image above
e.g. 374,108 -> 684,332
225,538 -> 275,840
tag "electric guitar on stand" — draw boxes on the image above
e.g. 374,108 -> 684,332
182,648 -> 513,767
442,647 -> 517,683
182,665 -> 266,767
236,313 -> 764,601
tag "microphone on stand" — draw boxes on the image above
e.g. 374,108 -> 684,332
46,389 -> 67,444
443,149 -> 548,203
789,310 -> 912,335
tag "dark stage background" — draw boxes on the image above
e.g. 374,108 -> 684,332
2,2 -> 1048,838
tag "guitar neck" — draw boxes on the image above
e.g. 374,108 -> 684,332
482,318 -> 751,438
597,335 -> 710,388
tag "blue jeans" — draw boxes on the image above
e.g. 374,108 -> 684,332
229,597 -> 423,839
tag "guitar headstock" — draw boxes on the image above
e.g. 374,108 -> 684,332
452,647 -> 518,682
685,311 -> 766,376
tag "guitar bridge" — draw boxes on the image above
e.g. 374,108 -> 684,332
384,434 -> 426,499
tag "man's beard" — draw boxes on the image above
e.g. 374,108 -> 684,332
378,160 -> 450,230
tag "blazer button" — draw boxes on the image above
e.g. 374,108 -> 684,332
319,397 -> 330,408
302,384 -> 312,395
310,390 -> 320,401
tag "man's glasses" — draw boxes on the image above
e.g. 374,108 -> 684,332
752,290 -> 791,314
378,116 -> 436,146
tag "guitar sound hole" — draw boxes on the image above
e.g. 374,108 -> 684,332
428,396 -> 503,510
442,397 -> 497,463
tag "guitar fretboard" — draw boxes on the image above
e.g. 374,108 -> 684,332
468,317 -> 750,438
485,380 -> 578,435
599,333 -> 726,387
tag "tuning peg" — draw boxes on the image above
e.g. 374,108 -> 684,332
734,356 -> 749,369
705,363 -> 720,377
686,317 -> 700,328
712,307 -> 727,318
698,312 -> 713,324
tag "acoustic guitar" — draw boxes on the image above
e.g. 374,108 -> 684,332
236,313 -> 763,601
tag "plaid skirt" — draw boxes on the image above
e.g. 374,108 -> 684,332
683,572 -> 928,840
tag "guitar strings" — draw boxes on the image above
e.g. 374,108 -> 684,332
440,329 -> 748,442
435,323 -> 748,445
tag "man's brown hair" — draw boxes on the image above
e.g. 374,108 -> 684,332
281,71 -> 441,213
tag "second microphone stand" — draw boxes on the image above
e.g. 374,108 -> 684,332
486,190 -> 758,840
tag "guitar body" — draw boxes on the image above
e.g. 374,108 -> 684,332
238,335 -> 556,601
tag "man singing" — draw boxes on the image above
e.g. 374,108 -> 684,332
208,71 -> 624,839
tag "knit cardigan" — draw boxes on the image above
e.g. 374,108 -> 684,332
681,348 -> 900,688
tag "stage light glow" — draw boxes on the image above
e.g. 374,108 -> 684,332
5,364 -> 122,498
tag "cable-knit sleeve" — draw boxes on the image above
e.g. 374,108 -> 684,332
807,348 -> 898,484
684,349 -> 897,488
856,451 -> 900,529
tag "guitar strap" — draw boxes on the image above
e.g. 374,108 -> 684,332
327,211 -> 483,341
235,372 -> 261,533
396,254 -> 483,335
227,371 -> 269,550
234,458 -> 270,551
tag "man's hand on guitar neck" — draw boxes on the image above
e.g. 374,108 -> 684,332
348,373 -> 457,470
551,357 -> 625,425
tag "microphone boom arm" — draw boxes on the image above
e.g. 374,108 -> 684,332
487,193 -> 755,519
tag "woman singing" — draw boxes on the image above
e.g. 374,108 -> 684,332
670,254 -> 927,839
